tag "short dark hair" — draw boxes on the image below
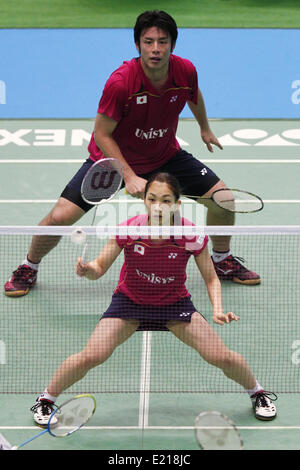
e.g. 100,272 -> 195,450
144,172 -> 181,201
134,10 -> 178,48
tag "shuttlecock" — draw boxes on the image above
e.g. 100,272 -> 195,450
71,228 -> 87,245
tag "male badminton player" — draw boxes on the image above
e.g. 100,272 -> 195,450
31,173 -> 276,425
5,10 -> 259,298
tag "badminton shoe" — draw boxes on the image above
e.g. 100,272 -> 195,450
212,255 -> 261,285
4,264 -> 37,297
251,391 -> 277,421
31,398 -> 58,427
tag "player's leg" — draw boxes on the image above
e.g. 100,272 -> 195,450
198,180 -> 260,285
27,197 -> 85,264
31,318 -> 138,425
168,312 -> 256,389
167,312 -> 277,420
47,318 -> 138,396
197,179 -> 234,252
4,159 -> 95,297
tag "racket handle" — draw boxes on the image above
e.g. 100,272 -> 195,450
81,241 -> 89,264
14,428 -> 48,449
77,242 -> 89,280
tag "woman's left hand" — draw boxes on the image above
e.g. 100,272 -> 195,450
213,311 -> 240,325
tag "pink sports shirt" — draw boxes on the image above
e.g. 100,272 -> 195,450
114,214 -> 208,305
88,55 -> 198,174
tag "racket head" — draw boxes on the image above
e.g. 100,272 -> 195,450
47,394 -> 96,437
211,188 -> 264,213
81,158 -> 123,205
194,411 -> 243,450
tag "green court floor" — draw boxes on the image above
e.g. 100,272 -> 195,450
1,118 -> 300,451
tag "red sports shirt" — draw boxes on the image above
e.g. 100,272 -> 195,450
88,55 -> 198,174
114,214 -> 208,305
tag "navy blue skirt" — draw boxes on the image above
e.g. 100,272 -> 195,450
101,293 -> 201,331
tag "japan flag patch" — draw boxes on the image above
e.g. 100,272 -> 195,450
134,244 -> 145,255
136,95 -> 147,104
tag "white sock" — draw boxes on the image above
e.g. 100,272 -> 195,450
39,388 -> 57,403
22,258 -> 39,271
246,381 -> 263,397
212,250 -> 231,263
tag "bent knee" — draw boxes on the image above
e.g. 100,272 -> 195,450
46,209 -> 67,226
80,347 -> 114,369
205,350 -> 237,369
46,199 -> 84,226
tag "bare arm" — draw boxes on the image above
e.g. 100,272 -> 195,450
76,237 -> 122,280
194,246 -> 239,325
188,88 -> 223,153
93,113 -> 147,197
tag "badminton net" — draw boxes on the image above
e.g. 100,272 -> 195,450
0,225 -> 299,394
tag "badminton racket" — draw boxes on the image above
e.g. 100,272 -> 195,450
126,187 -> 263,214
12,394 -> 96,450
194,410 -> 243,450
72,158 -> 123,263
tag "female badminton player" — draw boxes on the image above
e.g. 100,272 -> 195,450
31,172 -> 276,425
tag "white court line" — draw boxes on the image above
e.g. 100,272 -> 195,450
138,332 -> 152,429
0,200 -> 58,203
1,425 -> 300,431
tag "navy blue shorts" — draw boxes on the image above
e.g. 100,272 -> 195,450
101,293 -> 201,331
60,150 -> 220,212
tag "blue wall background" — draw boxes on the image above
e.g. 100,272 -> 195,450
1,28 -> 299,119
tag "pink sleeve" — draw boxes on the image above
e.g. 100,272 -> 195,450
175,56 -> 198,105
180,217 -> 208,254
188,235 -> 209,255
190,67 -> 198,105
97,75 -> 127,123
181,59 -> 198,105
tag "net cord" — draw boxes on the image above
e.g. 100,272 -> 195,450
0,225 -> 300,236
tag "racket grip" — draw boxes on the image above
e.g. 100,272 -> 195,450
14,428 -> 48,449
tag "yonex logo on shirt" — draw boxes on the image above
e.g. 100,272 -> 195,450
168,253 -> 178,259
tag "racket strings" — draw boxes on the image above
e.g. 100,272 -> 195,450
213,189 -> 263,213
49,395 -> 96,436
195,411 -> 243,450
83,172 -> 120,201
81,159 -> 123,205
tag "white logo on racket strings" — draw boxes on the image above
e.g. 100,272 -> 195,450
90,170 -> 118,190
